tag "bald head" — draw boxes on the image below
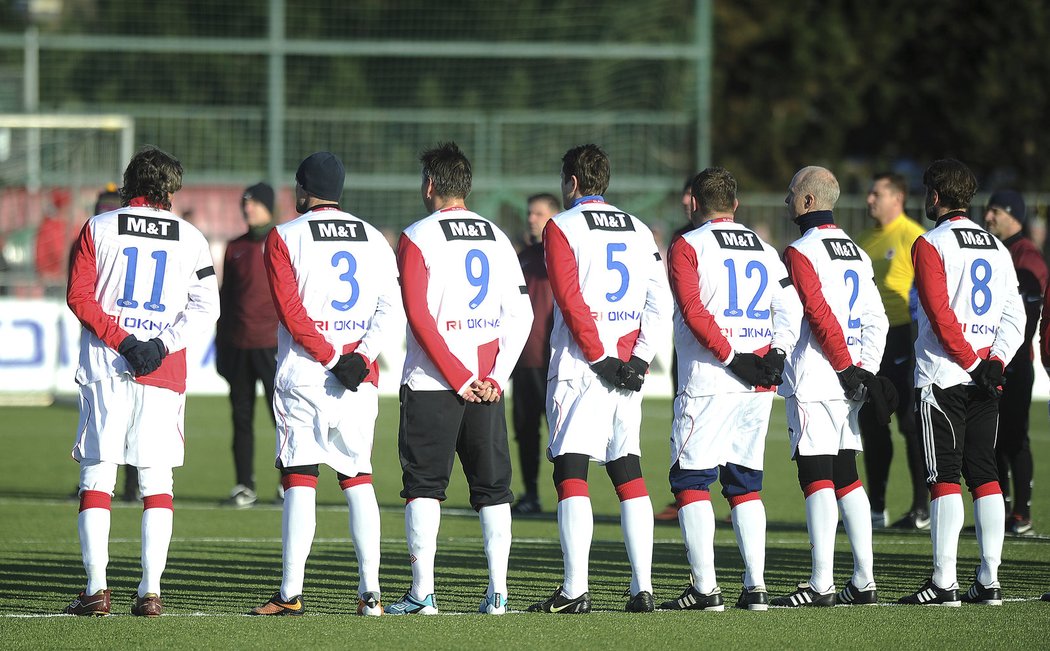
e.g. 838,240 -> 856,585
786,166 -> 840,218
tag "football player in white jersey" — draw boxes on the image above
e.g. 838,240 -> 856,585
771,166 -> 892,608
64,146 -> 219,617
387,142 -> 533,616
899,159 -> 1024,606
528,144 -> 673,614
662,167 -> 802,612
248,152 -> 402,618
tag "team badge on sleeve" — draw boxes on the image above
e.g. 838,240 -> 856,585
309,219 -> 369,242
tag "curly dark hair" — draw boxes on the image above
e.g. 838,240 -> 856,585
922,158 -> 976,210
120,145 -> 183,210
420,142 -> 472,199
561,144 -> 610,196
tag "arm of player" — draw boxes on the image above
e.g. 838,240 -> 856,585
668,237 -> 733,363
483,250 -> 535,392
783,246 -> 854,371
263,228 -> 338,368
989,263 -> 1026,366
397,233 -> 474,393
544,219 -> 605,363
767,256 -> 803,356
631,237 -> 673,365
353,240 -> 405,368
911,237 -> 979,371
856,271 -> 889,372
154,235 -> 219,355
66,220 -> 131,349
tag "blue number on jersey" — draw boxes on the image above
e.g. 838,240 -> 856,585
330,251 -> 360,311
723,259 -> 769,319
606,242 -> 630,302
117,246 -> 167,312
466,249 -> 490,309
843,269 -> 860,328
970,258 -> 992,316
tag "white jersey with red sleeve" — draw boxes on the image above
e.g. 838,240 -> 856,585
265,206 -> 403,391
544,197 -> 673,381
912,214 -> 1024,389
669,218 -> 802,396
398,208 -> 533,394
781,223 -> 889,402
66,203 -> 219,394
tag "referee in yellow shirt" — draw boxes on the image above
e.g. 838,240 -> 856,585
857,172 -> 929,529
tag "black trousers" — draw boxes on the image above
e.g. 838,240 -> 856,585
997,359 -> 1035,518
511,366 -> 548,498
221,346 -> 277,490
916,384 -> 1000,489
858,323 -> 927,512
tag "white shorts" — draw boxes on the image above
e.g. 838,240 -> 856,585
274,384 -> 378,477
546,375 -> 643,463
72,375 -> 186,468
785,396 -> 862,458
671,392 -> 774,471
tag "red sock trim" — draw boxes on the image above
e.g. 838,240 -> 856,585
835,480 -> 863,500
971,481 -> 1002,499
615,477 -> 649,502
675,489 -> 710,508
79,490 -> 111,512
557,478 -> 589,501
281,474 -> 319,490
930,482 -> 962,499
143,494 -> 173,511
728,492 -> 761,509
802,480 -> 835,498
339,474 -> 373,490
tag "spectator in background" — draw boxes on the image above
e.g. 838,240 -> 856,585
985,190 -> 1045,536
216,183 -> 280,508
36,190 -> 73,296
856,172 -> 929,530
511,193 -> 558,514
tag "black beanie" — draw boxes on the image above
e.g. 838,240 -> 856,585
296,152 -> 345,202
242,182 -> 275,215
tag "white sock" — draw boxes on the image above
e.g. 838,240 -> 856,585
973,489 -> 1005,586
620,495 -> 654,595
678,498 -> 716,593
731,497 -> 766,589
837,485 -> 875,588
930,488 -> 963,589
138,497 -> 173,596
805,485 -> 837,593
280,486 -> 316,600
406,498 -> 440,599
78,502 -> 110,595
479,504 -> 512,597
344,483 -> 381,596
558,495 -> 592,599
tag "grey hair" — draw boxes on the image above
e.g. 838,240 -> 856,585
793,166 -> 840,210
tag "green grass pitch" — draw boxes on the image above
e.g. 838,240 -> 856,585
1,396 -> 1048,648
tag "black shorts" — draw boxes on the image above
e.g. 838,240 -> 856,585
916,383 -> 999,488
397,386 -> 513,509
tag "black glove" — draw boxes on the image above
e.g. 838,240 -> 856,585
331,352 -> 369,391
837,364 -> 875,400
727,352 -> 766,388
119,335 -> 166,377
618,355 -> 649,392
969,358 -> 1005,400
759,348 -> 786,386
591,356 -> 626,388
862,375 -> 899,426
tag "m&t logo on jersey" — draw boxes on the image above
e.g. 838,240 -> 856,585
822,238 -> 861,260
953,229 -> 997,250
310,220 -> 368,242
583,211 -> 635,232
713,230 -> 762,251
440,219 -> 496,241
118,214 -> 179,240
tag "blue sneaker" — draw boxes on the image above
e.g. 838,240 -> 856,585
384,592 -> 438,615
479,592 -> 508,615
